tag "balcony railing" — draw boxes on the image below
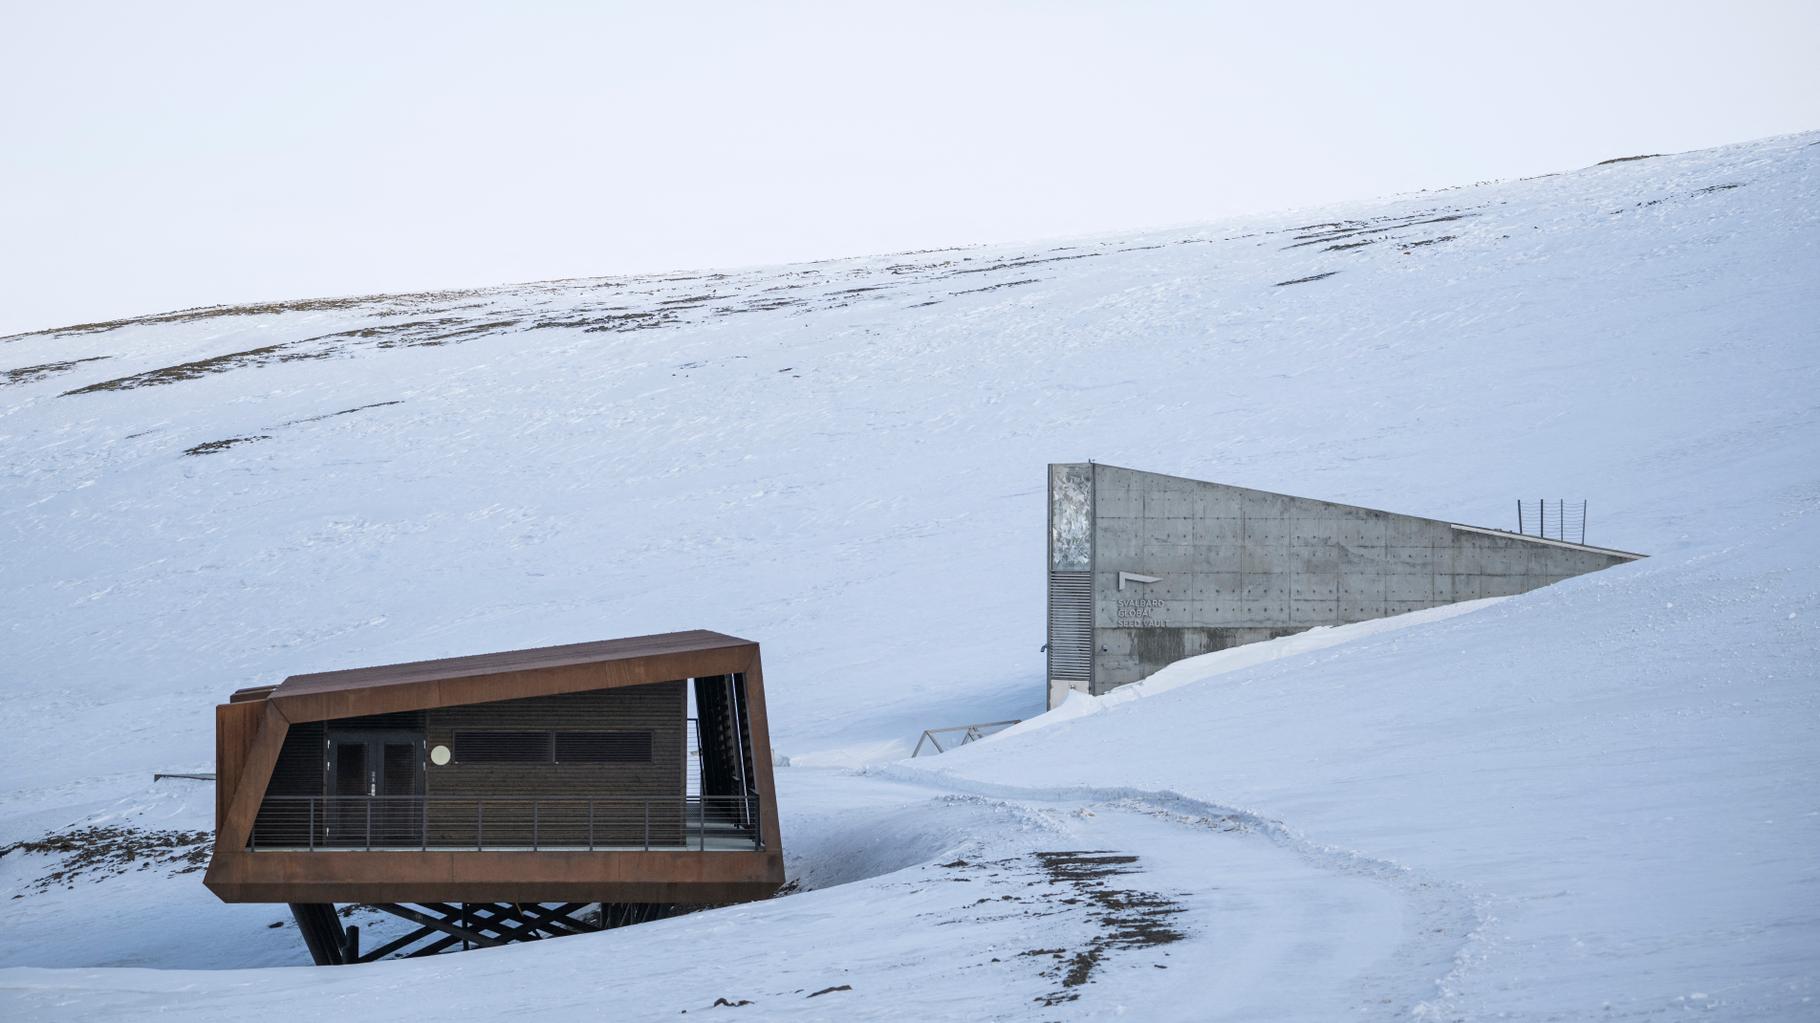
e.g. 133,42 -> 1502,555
248,795 -> 762,853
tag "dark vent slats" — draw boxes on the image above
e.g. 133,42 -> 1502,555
555,731 -> 653,764
451,730 -> 655,764
452,730 -> 552,763
1048,570 -> 1093,682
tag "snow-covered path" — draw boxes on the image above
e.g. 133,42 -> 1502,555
1,767 -> 1467,1021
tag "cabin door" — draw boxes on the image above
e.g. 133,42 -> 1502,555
326,732 -> 424,847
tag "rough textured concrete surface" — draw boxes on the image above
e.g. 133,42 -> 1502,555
1047,463 -> 1642,706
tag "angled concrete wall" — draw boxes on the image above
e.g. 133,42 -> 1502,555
1046,463 -> 1642,708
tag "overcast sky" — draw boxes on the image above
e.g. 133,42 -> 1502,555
2,1 -> 1816,336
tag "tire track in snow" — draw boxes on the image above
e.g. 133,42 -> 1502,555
865,767 -> 1493,1019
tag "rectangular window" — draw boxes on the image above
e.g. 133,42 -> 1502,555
451,730 -> 552,763
555,730 -> 653,764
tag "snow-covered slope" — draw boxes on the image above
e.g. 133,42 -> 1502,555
896,521 -> 1818,1018
2,132 -> 1816,1020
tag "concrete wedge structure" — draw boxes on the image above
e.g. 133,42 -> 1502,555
1046,463 -> 1642,707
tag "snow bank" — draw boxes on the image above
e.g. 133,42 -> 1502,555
993,597 -> 1509,741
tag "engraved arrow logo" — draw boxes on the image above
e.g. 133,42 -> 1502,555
1117,571 -> 1161,590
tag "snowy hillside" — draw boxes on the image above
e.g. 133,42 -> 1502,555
2,132 -> 1817,1020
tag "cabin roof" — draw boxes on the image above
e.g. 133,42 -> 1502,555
276,629 -> 753,696
233,629 -> 759,722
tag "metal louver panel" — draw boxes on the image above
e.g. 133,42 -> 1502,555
1047,571 -> 1094,683
554,730 -> 654,764
452,730 -> 551,763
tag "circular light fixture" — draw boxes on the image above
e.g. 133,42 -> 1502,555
430,744 -> 452,766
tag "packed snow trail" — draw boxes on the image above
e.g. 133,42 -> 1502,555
0,771 -> 1463,1021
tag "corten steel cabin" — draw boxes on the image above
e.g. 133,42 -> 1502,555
205,630 -> 783,964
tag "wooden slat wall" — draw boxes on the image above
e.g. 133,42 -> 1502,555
243,686 -> 686,848
423,681 -> 686,845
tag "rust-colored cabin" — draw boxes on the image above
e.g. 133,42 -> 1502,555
206,630 -> 784,963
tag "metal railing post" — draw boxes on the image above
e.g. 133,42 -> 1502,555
533,800 -> 539,851
643,801 -> 650,851
308,799 -> 314,851
477,800 -> 484,850
587,800 -> 595,851
365,799 -> 372,850
422,797 -> 428,851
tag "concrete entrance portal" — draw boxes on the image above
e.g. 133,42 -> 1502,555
1046,463 -> 1643,708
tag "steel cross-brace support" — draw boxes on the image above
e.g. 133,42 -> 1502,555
368,903 -> 510,951
288,901 -> 697,964
292,902 -> 606,964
